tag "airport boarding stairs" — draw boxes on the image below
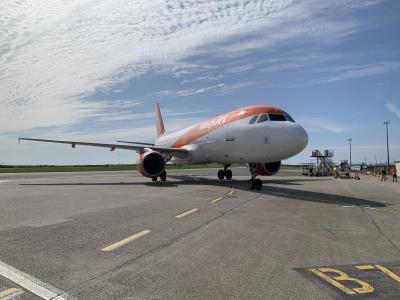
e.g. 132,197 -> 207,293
309,149 -> 334,176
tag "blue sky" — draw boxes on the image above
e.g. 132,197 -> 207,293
1,0 -> 399,165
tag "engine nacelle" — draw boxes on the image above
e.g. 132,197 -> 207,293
256,161 -> 281,176
136,150 -> 165,178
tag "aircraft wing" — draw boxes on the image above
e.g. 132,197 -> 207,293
117,140 -> 155,146
18,137 -> 188,159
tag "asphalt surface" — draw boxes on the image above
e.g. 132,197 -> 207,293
0,168 -> 399,299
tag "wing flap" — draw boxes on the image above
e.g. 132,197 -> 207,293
116,140 -> 155,146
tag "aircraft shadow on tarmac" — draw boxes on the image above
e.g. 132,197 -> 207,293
21,175 -> 388,208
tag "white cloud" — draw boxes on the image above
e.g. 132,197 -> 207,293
156,83 -> 225,98
348,0 -> 385,8
0,0 -> 381,137
298,117 -> 354,134
259,54 -> 343,73
386,103 -> 400,120
94,109 -> 215,122
267,61 -> 400,88
310,62 -> 400,85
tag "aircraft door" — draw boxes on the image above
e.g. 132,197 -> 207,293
226,124 -> 235,141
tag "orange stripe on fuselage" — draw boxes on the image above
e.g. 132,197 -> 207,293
171,106 -> 286,148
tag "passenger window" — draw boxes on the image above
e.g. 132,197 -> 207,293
285,114 -> 295,122
268,114 -> 287,121
249,115 -> 259,124
256,114 -> 269,123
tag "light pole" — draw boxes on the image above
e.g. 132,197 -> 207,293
383,121 -> 390,170
347,138 -> 352,169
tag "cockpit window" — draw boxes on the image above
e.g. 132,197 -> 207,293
250,113 -> 294,123
249,115 -> 259,124
268,114 -> 287,121
285,114 -> 295,122
256,114 -> 269,123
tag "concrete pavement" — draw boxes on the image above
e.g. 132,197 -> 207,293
0,168 -> 399,299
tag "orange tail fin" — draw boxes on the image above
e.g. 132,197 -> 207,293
155,102 -> 165,138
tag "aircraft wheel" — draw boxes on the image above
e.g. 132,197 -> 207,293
218,169 -> 225,180
225,170 -> 232,180
255,178 -> 263,190
152,176 -> 157,182
248,179 -> 255,190
160,171 -> 167,181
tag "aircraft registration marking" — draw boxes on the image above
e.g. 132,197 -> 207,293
175,208 -> 199,219
101,230 -> 151,252
296,261 -> 400,299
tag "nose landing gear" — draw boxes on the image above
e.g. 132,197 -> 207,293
151,171 -> 167,182
160,171 -> 167,181
248,178 -> 262,190
248,163 -> 262,190
217,164 -> 232,180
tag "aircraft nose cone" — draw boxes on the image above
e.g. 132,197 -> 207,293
293,124 -> 308,154
299,125 -> 308,152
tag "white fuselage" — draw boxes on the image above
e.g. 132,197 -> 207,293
155,112 -> 308,165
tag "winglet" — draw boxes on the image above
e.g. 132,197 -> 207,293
18,137 -> 21,144
155,102 -> 165,138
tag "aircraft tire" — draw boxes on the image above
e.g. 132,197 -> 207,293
160,171 -> 167,181
152,177 -> 157,181
255,178 -> 262,190
248,179 -> 255,189
218,170 -> 225,180
225,170 -> 232,180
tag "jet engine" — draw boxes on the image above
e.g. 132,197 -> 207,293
136,150 -> 166,178
256,161 -> 281,176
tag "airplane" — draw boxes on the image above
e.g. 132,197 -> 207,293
19,103 -> 308,190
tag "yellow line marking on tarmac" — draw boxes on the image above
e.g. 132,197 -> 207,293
210,197 -> 224,203
355,265 -> 376,270
354,264 -> 400,283
101,230 -> 151,252
175,208 -> 199,219
227,190 -> 235,196
374,264 -> 400,283
309,268 -> 356,295
0,288 -> 23,299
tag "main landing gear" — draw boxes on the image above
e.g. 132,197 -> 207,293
248,163 -> 262,190
218,164 -> 232,180
152,171 -> 167,182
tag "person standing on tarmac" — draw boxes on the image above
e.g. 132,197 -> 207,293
381,168 -> 387,181
393,167 -> 398,182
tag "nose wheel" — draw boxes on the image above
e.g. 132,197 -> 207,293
151,171 -> 167,182
248,178 -> 262,190
248,163 -> 262,190
160,171 -> 167,181
217,164 -> 232,180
